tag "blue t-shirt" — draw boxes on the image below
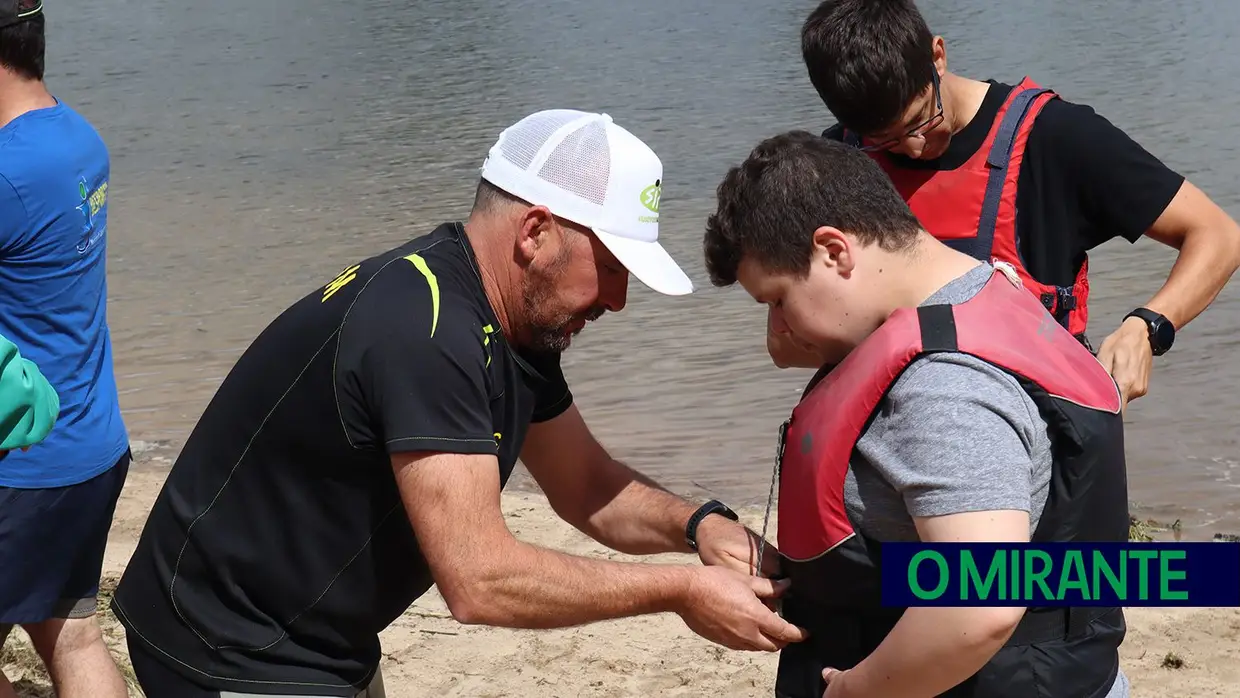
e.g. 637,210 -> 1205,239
0,100 -> 128,488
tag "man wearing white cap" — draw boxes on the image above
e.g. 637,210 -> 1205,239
111,109 -> 806,697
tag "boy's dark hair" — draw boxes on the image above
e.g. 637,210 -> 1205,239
703,131 -> 922,287
801,0 -> 935,135
0,13 -> 45,82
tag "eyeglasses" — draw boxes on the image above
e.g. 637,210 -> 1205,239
859,70 -> 945,153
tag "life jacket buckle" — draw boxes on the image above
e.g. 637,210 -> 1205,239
1056,286 -> 1077,311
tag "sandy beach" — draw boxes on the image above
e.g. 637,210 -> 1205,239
2,456 -> 1237,697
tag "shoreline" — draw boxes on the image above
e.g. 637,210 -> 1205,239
3,452 -> 1239,696
125,439 -> 1240,544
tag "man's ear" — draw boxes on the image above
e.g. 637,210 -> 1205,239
811,225 -> 856,276
515,206 -> 556,266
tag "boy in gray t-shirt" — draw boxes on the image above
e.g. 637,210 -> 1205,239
848,262 -> 1129,698
703,131 -> 1130,698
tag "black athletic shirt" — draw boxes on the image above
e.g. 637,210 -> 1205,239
826,81 -> 1186,291
112,223 -> 572,696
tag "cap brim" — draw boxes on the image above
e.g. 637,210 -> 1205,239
593,228 -> 694,296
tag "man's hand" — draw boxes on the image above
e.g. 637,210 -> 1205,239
678,567 -> 807,651
822,667 -> 851,697
767,308 -> 825,370
695,514 -> 781,578
1095,316 -> 1154,408
394,448 -> 807,641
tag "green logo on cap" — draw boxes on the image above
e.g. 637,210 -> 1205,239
640,179 -> 661,214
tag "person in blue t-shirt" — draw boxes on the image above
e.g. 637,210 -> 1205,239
0,3 -> 131,696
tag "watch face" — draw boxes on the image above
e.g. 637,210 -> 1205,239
1153,319 -> 1175,351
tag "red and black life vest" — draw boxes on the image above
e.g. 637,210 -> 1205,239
772,266 -> 1130,698
831,77 -> 1092,342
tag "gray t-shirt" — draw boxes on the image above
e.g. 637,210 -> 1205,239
845,263 -> 1128,698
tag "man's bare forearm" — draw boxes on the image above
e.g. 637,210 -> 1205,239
448,537 -> 694,628
568,456 -> 700,555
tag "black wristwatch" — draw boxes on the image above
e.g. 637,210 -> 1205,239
685,499 -> 739,551
1124,308 -> 1176,356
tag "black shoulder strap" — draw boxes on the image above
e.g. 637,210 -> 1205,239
916,304 -> 958,353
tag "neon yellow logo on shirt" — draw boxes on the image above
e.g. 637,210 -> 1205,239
75,177 -> 109,254
82,179 -> 107,218
322,265 -> 360,303
404,253 -> 440,337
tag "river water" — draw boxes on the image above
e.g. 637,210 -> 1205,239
45,0 -> 1240,538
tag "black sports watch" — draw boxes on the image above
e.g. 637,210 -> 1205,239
685,499 -> 740,551
1124,308 -> 1176,356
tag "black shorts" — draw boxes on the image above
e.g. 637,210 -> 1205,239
0,450 -> 129,626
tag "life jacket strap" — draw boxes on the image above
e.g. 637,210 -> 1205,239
1005,605 -> 1121,646
945,86 -> 1053,260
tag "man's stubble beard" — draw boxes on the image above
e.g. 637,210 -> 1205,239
520,246 -> 579,354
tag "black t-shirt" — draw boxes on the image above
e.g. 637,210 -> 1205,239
112,223 -> 572,695
826,81 -> 1186,289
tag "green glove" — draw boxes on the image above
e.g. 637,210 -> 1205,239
0,332 -> 60,451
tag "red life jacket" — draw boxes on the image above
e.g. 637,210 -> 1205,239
772,266 -> 1129,698
834,78 -> 1092,341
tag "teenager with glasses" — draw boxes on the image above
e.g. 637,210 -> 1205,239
773,0 -> 1240,412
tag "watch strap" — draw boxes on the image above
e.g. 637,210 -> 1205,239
1124,307 -> 1159,325
1124,307 -> 1174,356
685,499 -> 739,551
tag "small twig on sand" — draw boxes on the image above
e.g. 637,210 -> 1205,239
407,611 -> 452,620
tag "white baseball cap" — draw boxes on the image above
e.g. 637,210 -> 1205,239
479,109 -> 694,296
